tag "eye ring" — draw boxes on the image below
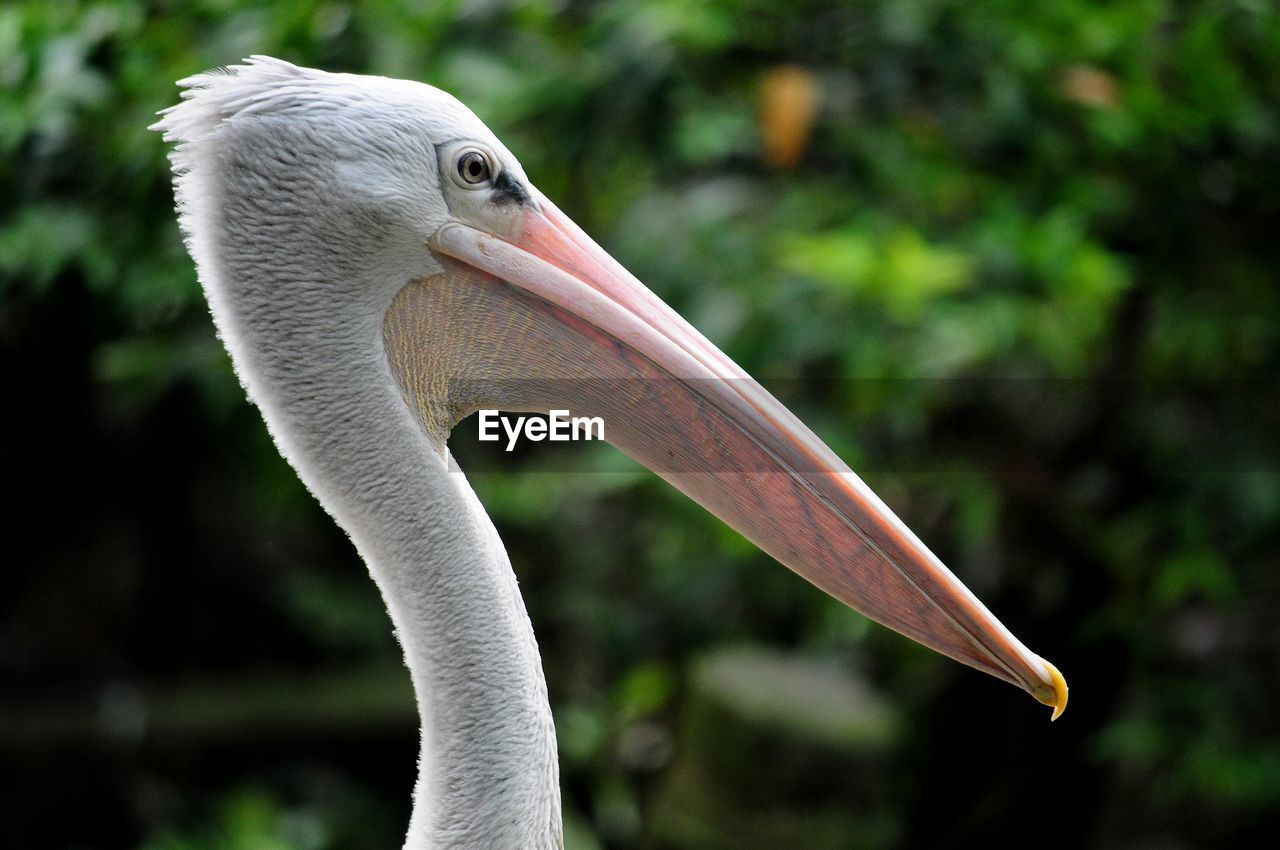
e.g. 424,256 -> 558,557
455,149 -> 493,187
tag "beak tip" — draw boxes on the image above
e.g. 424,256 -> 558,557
1031,658 -> 1069,721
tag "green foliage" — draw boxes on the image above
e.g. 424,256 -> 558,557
138,788 -> 319,850
4,0 -> 1279,848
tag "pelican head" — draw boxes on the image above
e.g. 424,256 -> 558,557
154,56 -> 1065,848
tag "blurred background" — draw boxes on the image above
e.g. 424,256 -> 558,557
3,1 -> 1279,848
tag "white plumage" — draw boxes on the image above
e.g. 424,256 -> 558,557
156,58 -> 560,847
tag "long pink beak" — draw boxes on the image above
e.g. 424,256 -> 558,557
384,192 -> 1067,719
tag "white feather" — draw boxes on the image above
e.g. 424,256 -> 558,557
153,58 -> 562,849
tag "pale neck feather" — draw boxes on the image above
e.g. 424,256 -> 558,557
179,118 -> 562,849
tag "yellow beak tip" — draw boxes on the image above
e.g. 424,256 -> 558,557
1031,659 -> 1069,721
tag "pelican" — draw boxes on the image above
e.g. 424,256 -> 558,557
153,57 -> 1067,849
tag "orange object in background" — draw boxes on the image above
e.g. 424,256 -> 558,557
760,65 -> 820,168
1059,64 -> 1120,108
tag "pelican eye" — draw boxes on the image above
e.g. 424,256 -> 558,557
456,150 -> 492,186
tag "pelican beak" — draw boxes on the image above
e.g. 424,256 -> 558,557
385,192 -> 1067,720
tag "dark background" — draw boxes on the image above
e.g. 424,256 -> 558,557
3,1 -> 1279,848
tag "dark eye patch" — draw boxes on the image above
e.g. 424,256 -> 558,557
489,169 -> 530,206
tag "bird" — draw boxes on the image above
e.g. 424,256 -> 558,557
153,57 -> 1067,850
